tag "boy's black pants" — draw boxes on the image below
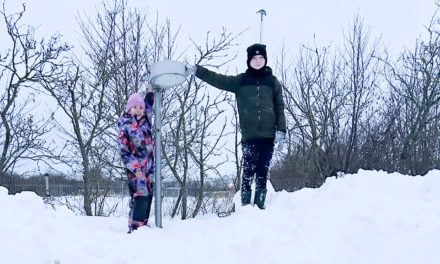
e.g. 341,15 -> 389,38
241,137 -> 274,192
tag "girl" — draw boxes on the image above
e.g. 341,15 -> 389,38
117,92 -> 154,232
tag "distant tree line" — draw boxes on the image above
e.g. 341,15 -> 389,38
1,0 -> 440,217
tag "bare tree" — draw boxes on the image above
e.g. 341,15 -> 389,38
161,29 -> 240,219
385,9 -> 440,174
225,96 -> 242,193
188,78 -> 230,217
340,14 -> 382,173
275,40 -> 344,188
77,0 -> 156,179
40,62 -> 114,216
0,3 -> 70,177
40,0 -> 163,215
356,91 -> 401,172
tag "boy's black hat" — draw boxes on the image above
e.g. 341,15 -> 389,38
247,43 -> 267,67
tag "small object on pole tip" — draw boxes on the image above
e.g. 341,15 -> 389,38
257,9 -> 267,18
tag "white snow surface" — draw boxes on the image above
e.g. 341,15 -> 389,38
1,169 -> 439,264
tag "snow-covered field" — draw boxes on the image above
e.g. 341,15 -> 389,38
1,169 -> 439,264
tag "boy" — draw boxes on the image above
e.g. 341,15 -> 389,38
189,43 -> 286,209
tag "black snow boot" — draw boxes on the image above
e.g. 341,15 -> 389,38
241,191 -> 252,206
254,189 -> 267,209
144,193 -> 153,226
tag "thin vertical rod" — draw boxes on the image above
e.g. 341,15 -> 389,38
257,9 -> 266,43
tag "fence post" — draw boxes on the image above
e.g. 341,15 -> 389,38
44,173 -> 50,197
121,180 -> 125,196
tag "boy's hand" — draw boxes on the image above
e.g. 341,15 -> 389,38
185,65 -> 196,76
274,131 -> 286,152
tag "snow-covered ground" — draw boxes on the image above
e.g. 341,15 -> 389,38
1,169 -> 439,264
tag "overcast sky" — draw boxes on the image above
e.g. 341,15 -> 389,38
3,0 -> 438,70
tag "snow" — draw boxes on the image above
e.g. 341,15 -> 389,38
1,169 -> 440,264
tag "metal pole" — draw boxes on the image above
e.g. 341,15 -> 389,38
153,86 -> 163,228
256,9 -> 267,43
